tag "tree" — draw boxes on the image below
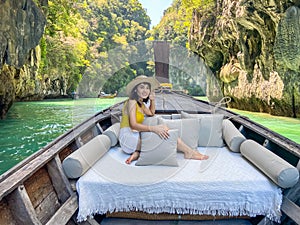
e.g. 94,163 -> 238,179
77,0 -> 151,96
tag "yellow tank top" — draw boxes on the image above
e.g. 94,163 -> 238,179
120,100 -> 145,128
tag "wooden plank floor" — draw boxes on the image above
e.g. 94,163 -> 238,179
100,218 -> 252,225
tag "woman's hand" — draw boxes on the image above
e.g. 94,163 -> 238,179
153,124 -> 169,139
143,91 -> 155,116
149,91 -> 155,101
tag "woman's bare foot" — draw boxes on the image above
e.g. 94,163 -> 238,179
125,150 -> 140,164
184,150 -> 209,160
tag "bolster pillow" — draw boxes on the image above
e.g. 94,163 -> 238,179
222,119 -> 246,152
240,140 -> 299,188
62,135 -> 111,178
103,122 -> 120,147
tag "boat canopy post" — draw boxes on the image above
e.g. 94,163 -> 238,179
153,41 -> 170,83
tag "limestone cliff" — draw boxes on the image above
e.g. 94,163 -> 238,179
189,0 -> 300,117
0,0 -> 46,118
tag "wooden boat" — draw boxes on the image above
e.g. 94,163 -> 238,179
71,91 -> 79,100
0,87 -> 299,225
98,91 -> 117,99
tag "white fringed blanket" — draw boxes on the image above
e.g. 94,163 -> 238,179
76,147 -> 282,222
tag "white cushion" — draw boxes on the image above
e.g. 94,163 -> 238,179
160,115 -> 172,119
240,139 -> 299,188
136,129 -> 179,166
171,114 -> 181,119
142,115 -> 159,126
158,117 -> 199,150
62,135 -> 111,178
103,122 -> 120,147
222,119 -> 246,152
181,111 -> 224,147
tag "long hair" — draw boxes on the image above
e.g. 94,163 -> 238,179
129,82 -> 151,107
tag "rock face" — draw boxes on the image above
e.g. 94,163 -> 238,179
189,0 -> 300,117
0,0 -> 46,118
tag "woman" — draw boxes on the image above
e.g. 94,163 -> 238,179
119,75 -> 209,164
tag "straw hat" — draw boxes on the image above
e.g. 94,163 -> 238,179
126,75 -> 160,95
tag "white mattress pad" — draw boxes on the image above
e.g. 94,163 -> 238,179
76,146 -> 282,222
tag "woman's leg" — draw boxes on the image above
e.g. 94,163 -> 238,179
119,128 -> 141,164
177,138 -> 209,160
125,138 -> 141,164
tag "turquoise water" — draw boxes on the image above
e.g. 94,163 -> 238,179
229,108 -> 300,145
0,98 -> 125,175
0,97 -> 299,175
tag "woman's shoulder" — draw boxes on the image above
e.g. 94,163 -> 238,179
128,99 -> 137,104
127,99 -> 138,109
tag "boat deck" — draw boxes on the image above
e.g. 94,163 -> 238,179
0,90 -> 299,225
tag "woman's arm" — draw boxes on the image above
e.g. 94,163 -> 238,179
143,99 -> 155,116
128,99 -> 169,139
143,92 -> 155,116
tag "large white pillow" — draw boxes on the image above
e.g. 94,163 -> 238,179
158,117 -> 199,150
142,115 -> 159,126
181,111 -> 224,147
136,129 -> 179,166
222,119 -> 246,152
240,139 -> 299,188
62,135 -> 111,178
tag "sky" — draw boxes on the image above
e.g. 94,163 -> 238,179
139,0 -> 173,27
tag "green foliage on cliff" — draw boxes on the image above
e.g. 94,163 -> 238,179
39,0 -> 89,94
39,0 -> 214,97
40,0 -> 151,96
149,0 -> 188,47
181,0 -> 214,31
77,0 -> 151,96
149,0 -> 213,46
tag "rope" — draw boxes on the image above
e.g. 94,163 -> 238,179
210,96 -> 244,120
211,96 -> 232,113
